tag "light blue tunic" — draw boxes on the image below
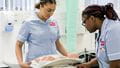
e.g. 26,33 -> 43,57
17,13 -> 60,62
96,18 -> 120,68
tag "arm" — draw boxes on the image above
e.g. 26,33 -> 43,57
110,60 -> 120,68
105,25 -> 120,68
55,39 -> 68,56
76,58 -> 98,68
15,40 -> 30,67
15,40 -> 24,64
55,39 -> 80,58
87,58 -> 98,67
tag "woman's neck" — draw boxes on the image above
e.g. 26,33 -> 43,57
37,12 -> 46,22
96,19 -> 103,30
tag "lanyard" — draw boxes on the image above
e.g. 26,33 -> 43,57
96,30 -> 101,54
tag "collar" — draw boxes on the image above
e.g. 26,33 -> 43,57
32,12 -> 50,25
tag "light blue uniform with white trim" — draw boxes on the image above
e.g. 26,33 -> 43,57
96,18 -> 120,68
17,12 -> 60,62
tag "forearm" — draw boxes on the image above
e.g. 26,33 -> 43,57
15,40 -> 24,64
110,60 -> 120,68
56,40 -> 68,56
58,45 -> 68,56
87,58 -> 98,67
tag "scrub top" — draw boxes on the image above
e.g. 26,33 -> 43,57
96,18 -> 120,68
17,12 -> 60,62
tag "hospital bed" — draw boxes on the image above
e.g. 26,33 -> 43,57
30,55 -> 82,68
30,50 -> 98,68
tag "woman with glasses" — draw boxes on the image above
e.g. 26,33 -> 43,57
76,3 -> 120,68
15,0 -> 70,67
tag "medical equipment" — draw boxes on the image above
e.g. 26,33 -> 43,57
5,23 -> 13,32
78,49 -> 99,68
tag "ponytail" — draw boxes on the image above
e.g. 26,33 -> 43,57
104,3 -> 120,20
82,3 -> 120,21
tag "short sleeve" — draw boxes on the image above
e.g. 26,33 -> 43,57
106,25 -> 120,61
57,28 -> 60,39
17,21 -> 30,43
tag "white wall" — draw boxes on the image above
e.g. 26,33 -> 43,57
0,11 -> 18,67
0,11 -> 33,67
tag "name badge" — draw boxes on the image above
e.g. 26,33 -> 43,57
100,40 -> 105,46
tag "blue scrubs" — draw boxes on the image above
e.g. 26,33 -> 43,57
96,18 -> 120,68
17,12 -> 60,62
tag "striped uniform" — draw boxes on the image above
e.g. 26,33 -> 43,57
96,18 -> 120,68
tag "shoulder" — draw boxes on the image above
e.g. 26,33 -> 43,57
106,20 -> 120,35
23,12 -> 39,24
22,20 -> 32,26
109,21 -> 120,31
23,18 -> 39,26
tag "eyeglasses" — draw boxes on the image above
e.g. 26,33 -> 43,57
82,16 -> 90,26
82,20 -> 86,26
82,18 -> 87,26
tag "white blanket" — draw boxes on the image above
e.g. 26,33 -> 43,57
30,55 -> 82,68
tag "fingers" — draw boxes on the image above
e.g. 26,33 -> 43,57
72,62 -> 81,66
75,64 -> 88,68
20,63 -> 30,68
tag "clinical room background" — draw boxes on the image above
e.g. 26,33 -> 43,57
0,0 -> 120,67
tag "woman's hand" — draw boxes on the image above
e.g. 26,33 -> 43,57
19,62 -> 31,68
76,63 -> 91,68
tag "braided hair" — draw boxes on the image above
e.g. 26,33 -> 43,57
82,3 -> 120,21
